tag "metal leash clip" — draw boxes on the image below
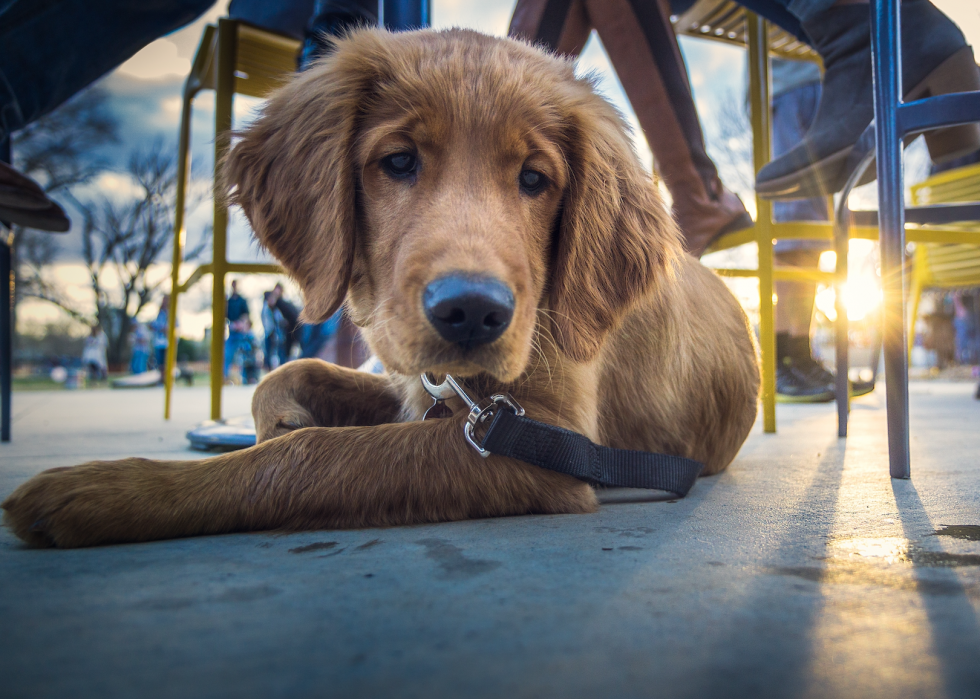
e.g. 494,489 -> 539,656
420,373 -> 524,457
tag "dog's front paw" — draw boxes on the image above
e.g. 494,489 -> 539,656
2,460 -> 158,548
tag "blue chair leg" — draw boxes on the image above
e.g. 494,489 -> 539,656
1,136 -> 11,443
871,0 -> 911,478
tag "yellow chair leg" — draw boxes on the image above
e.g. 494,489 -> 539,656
748,16 -> 776,433
906,247 -> 925,363
164,86 -> 195,420
210,19 -> 237,421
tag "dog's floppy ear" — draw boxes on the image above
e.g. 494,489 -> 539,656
549,92 -> 683,362
224,31 -> 388,322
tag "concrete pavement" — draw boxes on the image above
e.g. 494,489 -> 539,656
1,382 -> 979,698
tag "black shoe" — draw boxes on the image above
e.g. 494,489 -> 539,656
776,362 -> 835,403
794,352 -> 879,398
756,1 -> 980,200
795,353 -> 836,387
298,10 -> 377,71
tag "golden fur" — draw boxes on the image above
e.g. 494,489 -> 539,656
2,28 -> 759,548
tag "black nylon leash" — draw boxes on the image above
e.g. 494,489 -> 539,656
421,374 -> 705,498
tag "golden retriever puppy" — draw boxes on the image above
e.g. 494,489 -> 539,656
2,28 -> 759,548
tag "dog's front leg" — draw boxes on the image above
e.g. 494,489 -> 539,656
2,416 -> 597,548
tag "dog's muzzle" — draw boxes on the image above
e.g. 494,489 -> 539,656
422,274 -> 514,348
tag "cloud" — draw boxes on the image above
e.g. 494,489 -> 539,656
118,39 -> 191,80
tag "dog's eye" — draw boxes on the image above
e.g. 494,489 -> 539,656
381,152 -> 418,178
519,169 -> 547,195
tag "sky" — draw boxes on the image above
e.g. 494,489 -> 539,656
16,0 -> 980,340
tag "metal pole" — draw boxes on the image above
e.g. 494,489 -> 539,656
164,84 -> 195,420
0,227 -> 10,443
748,15 -> 776,433
834,209 -> 849,437
1,137 -> 11,442
211,19 -> 236,420
871,0 -> 910,478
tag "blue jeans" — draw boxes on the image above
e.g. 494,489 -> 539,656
771,80 -> 830,252
0,0 -> 215,142
130,348 -> 148,375
0,0 -> 383,142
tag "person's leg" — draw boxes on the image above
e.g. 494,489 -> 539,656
774,247 -> 835,401
0,0 -> 216,144
775,249 -> 821,337
767,77 -> 835,401
510,0 -> 751,256
752,0 -> 980,198
228,0 -> 316,40
508,0 -> 593,57
224,332 -> 241,378
587,0 -> 754,255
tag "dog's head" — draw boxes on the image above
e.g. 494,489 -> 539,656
226,28 -> 681,381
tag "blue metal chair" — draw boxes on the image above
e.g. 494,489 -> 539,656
863,0 -> 980,478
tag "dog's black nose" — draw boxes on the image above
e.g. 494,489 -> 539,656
423,275 -> 514,348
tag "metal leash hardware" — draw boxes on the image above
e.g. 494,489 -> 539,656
420,373 -> 524,457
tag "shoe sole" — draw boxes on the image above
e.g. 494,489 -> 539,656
757,46 -> 980,201
776,392 -> 835,404
0,203 -> 70,232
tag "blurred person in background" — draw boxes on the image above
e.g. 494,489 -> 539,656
270,283 -> 301,365
81,324 -> 108,381
952,291 -> 979,367
150,294 -> 172,377
224,280 -> 257,382
261,290 -> 285,371
130,322 -> 150,375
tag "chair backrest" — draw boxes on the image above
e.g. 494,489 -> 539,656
672,0 -> 817,61
910,163 -> 980,289
911,162 -> 980,206
193,21 -> 301,100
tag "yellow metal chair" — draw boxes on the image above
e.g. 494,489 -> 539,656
675,3 -> 839,433
907,163 -> 980,357
164,19 -> 300,420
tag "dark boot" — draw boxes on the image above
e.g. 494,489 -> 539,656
757,0 -> 980,200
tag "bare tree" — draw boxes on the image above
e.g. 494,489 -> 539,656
11,86 -> 118,327
12,86 -> 210,368
706,87 -> 755,200
78,142 -> 209,366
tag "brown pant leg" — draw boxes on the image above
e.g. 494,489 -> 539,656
579,0 -> 751,255
509,0 -> 591,57
509,0 -> 749,255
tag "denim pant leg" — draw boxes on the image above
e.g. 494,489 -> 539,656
224,331 -> 246,377
228,0 -> 317,40
0,0 -> 215,141
771,81 -> 831,256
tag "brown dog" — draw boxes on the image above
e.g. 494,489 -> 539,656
2,28 -> 759,548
